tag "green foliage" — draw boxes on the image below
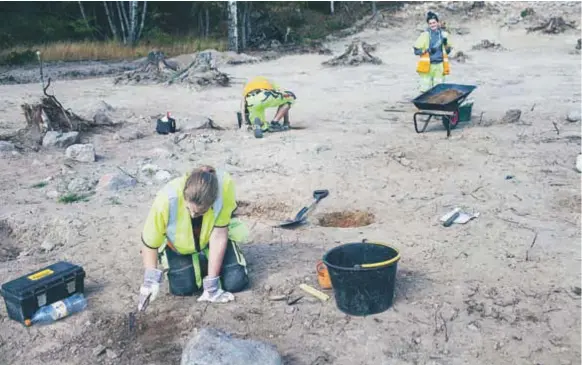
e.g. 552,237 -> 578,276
30,181 -> 48,189
0,49 -> 36,66
58,192 -> 91,204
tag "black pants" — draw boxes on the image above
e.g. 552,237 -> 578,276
165,240 -> 249,296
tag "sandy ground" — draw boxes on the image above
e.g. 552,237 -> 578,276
0,2 -> 581,365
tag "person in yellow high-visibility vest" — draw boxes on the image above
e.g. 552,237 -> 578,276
137,165 -> 250,309
413,11 -> 453,93
240,76 -> 297,139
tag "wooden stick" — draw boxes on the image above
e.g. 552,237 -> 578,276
299,284 -> 330,301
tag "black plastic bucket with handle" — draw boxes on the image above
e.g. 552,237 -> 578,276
322,240 -> 400,316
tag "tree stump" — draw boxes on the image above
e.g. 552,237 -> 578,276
115,50 -> 231,89
322,39 -> 382,67
527,17 -> 576,34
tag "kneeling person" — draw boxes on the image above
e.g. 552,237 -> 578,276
138,165 -> 249,309
241,76 -> 297,139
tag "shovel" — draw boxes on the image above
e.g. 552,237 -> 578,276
278,190 -> 329,229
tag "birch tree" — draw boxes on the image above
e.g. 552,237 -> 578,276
102,1 -> 148,45
227,1 -> 239,52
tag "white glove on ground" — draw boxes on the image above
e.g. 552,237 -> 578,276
137,268 -> 163,311
197,276 -> 235,303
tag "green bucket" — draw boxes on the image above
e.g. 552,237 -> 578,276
458,101 -> 474,122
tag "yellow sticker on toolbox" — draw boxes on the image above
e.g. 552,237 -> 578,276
28,269 -> 54,281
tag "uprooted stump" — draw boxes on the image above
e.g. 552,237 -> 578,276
115,50 -> 231,89
527,17 -> 576,34
322,39 -> 382,67
471,39 -> 506,51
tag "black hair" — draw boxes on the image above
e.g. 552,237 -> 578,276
426,11 -> 439,22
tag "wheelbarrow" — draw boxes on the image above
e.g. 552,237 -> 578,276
411,83 -> 477,137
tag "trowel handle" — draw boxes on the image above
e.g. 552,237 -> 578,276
313,189 -> 329,201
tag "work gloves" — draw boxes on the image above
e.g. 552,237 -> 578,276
137,268 -> 163,311
197,276 -> 235,303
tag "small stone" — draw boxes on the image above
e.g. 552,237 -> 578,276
501,109 -> 521,124
92,344 -> 106,357
96,173 -> 137,191
566,110 -> 581,123
315,145 -> 331,153
106,349 -> 118,359
42,131 -> 79,148
65,144 -> 96,163
155,170 -> 172,182
41,240 -> 56,252
400,158 -> 412,166
494,341 -> 504,350
572,286 -> 581,296
69,345 -> 78,354
468,322 -> 480,332
263,284 -> 272,292
576,155 -> 582,173
285,306 -> 296,314
0,141 -> 15,152
413,337 -> 421,344
506,16 -> 520,25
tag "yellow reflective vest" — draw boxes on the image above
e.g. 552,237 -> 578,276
141,169 -> 238,255
242,76 -> 280,97
414,30 -> 451,75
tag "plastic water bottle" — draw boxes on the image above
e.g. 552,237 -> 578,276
29,293 -> 87,325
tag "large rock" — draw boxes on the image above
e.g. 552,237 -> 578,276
180,328 -> 282,365
566,110 -> 581,123
43,131 -> 80,148
96,173 -> 137,191
500,109 -> 521,124
65,144 -> 95,162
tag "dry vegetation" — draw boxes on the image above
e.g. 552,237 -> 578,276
1,38 -> 227,63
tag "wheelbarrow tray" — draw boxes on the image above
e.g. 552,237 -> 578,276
412,83 -> 477,112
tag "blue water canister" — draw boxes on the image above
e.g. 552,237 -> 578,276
30,293 -> 87,325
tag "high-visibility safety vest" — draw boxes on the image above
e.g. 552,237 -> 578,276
242,76 -> 280,97
414,30 -> 451,76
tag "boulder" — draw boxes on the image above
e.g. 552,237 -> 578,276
566,110 -> 581,123
180,328 -> 282,365
42,131 -> 80,148
500,109 -> 521,124
65,144 -> 96,162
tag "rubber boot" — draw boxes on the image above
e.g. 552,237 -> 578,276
269,121 -> 284,132
282,114 -> 290,131
253,118 -> 264,139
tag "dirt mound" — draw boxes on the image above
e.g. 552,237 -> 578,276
426,90 -> 464,105
318,210 -> 375,228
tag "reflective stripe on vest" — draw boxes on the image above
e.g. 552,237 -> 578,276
416,52 -> 450,75
164,169 -> 224,245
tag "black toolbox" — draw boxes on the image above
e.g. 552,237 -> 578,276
0,261 -> 85,326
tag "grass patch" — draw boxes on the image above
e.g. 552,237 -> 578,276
58,192 -> 91,204
30,181 -> 48,189
0,37 -> 226,64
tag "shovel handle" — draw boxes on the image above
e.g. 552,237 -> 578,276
313,189 -> 329,201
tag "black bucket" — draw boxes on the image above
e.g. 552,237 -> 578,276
322,240 -> 400,316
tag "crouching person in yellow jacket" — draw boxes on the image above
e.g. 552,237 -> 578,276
413,11 -> 453,93
138,165 -> 249,309
241,76 -> 297,139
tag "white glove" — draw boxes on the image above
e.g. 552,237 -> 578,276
197,276 -> 235,303
137,268 -> 163,311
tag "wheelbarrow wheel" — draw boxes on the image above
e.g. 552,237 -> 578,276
442,111 -> 459,131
